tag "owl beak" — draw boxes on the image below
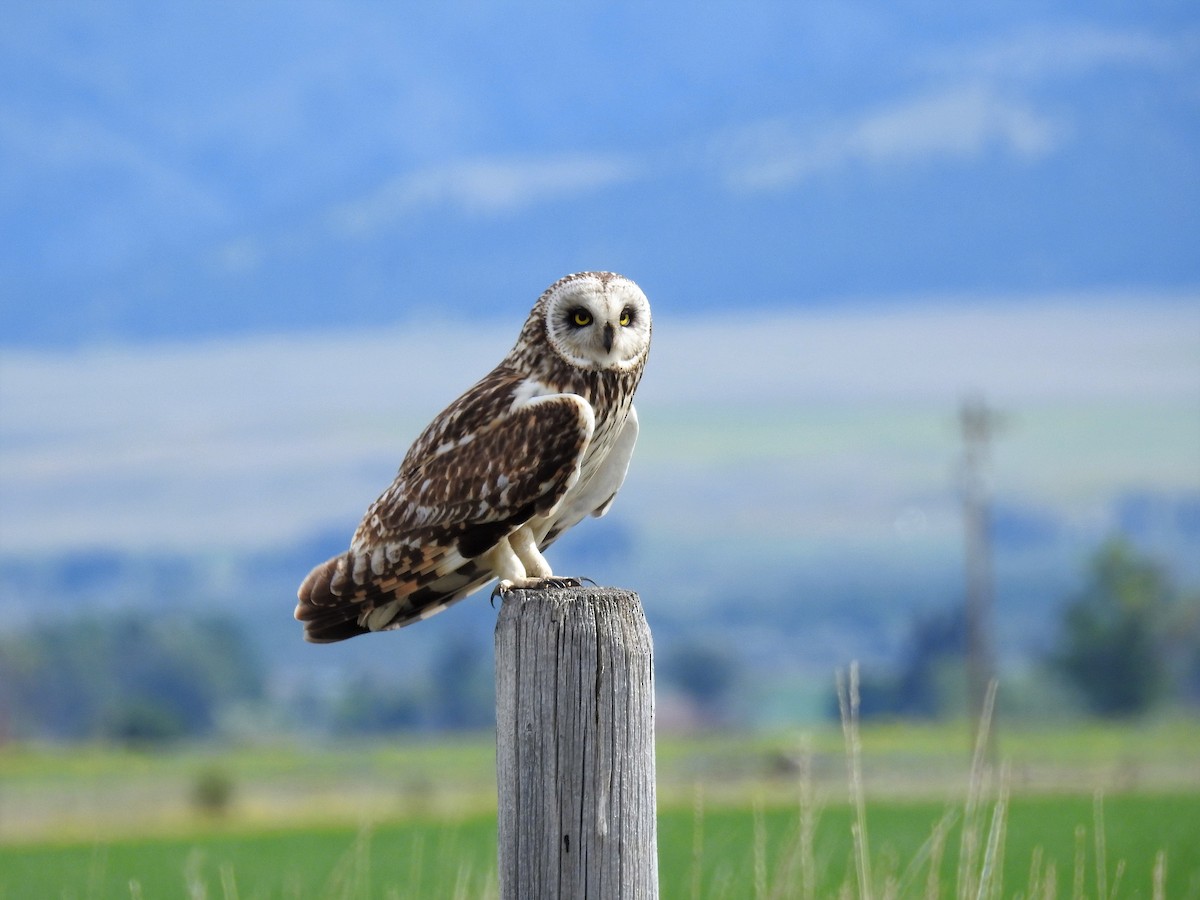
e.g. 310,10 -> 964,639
602,322 -> 614,353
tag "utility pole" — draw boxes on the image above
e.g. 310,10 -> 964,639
960,395 -> 1000,762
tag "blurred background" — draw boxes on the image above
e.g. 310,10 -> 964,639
1,2 -> 1198,748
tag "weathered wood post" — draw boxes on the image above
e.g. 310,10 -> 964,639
495,586 -> 658,899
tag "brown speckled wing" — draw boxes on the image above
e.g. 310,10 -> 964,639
295,367 -> 593,642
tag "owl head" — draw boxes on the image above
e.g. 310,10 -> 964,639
538,272 -> 652,372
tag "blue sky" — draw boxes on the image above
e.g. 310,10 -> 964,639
0,4 -> 1198,687
1,3 -> 1198,345
0,3 -> 1197,594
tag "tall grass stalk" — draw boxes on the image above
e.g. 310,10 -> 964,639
749,730 -> 828,897
325,824 -> 373,900
1089,790 -> 1130,900
218,862 -> 239,900
837,662 -> 873,900
794,738 -> 819,900
408,831 -> 425,893
1073,824 -> 1086,900
749,738 -> 819,899
1110,859 -> 1127,900
956,678 -> 999,900
1025,843 -> 1045,898
1043,861 -> 1059,900
691,782 -> 705,900
86,844 -> 108,900
976,774 -> 1009,900
185,847 -> 207,900
922,811 -> 955,900
753,795 -> 768,900
1152,850 -> 1166,900
450,861 -> 474,900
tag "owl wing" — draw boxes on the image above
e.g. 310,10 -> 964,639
295,368 -> 595,642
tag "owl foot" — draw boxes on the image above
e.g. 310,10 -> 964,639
526,576 -> 586,590
490,575 -> 593,604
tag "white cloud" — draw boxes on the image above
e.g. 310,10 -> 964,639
640,291 -> 1200,407
330,154 -> 640,236
935,25 -> 1193,81
853,85 -> 1060,162
722,84 -> 1064,191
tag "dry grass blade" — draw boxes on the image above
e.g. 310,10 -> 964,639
924,810 -> 956,900
185,848 -> 207,900
408,832 -> 425,893
219,863 -> 239,900
886,806 -> 958,900
711,862 -> 734,900
1042,861 -> 1058,900
85,845 -> 108,900
1152,850 -> 1166,900
450,861 -> 473,900
753,795 -> 768,900
957,678 -> 998,900
1026,845 -> 1045,900
482,868 -> 499,900
324,824 -> 374,900
691,781 -> 705,900
837,662 -> 873,900
1073,824 -> 1086,900
762,740 -> 822,900
797,738 -> 819,900
1110,859 -> 1126,900
975,776 -> 1009,900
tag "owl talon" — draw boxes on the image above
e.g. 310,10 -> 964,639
490,576 -> 583,604
491,580 -> 515,604
526,576 -> 585,590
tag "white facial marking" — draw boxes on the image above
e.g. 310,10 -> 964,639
544,274 -> 652,371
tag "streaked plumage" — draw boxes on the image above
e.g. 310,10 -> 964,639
295,271 -> 651,642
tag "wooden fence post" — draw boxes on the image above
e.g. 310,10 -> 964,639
495,586 -> 658,899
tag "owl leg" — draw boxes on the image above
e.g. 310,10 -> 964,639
509,525 -> 552,579
509,526 -> 585,590
488,526 -> 583,600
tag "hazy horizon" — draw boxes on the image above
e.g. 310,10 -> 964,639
3,292 -> 1196,571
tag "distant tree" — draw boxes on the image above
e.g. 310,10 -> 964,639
333,635 -> 495,735
429,635 -> 494,730
662,641 -> 740,725
1051,538 -> 1174,717
1166,592 -> 1200,710
846,606 -> 966,721
0,612 -> 264,743
104,699 -> 189,745
334,676 -> 428,733
192,766 -> 237,818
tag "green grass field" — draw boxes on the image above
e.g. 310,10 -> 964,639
3,794 -> 1196,898
2,720 -> 1198,898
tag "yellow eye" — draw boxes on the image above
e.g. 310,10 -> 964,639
619,309 -> 632,327
572,309 -> 592,327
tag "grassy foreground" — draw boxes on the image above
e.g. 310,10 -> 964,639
1,793 -> 1197,898
1,718 -> 1198,898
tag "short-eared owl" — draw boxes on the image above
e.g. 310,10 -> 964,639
296,272 -> 651,642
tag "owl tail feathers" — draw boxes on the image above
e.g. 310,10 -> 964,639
295,555 -> 369,643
